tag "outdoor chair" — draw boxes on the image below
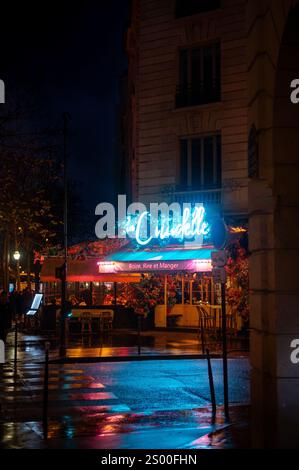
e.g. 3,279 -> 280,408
100,310 -> 114,333
80,312 -> 92,335
197,305 -> 216,331
226,306 -> 238,336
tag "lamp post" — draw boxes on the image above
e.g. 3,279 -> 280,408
59,112 -> 70,357
13,250 -> 21,292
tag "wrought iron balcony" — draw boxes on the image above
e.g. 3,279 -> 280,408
176,82 -> 221,108
171,188 -> 222,206
175,0 -> 221,18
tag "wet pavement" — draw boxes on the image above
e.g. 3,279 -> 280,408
5,328 -> 249,361
0,330 -> 250,449
0,406 -> 250,449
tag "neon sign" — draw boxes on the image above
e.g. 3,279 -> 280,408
98,258 -> 213,274
95,195 -> 210,246
130,206 -> 209,246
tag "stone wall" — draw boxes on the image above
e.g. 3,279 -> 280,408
247,0 -> 299,448
130,0 -> 248,215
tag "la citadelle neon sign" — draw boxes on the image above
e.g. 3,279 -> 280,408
95,195 -> 210,246
127,205 -> 209,246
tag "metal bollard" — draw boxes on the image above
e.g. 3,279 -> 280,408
200,317 -> 205,355
43,341 -> 50,440
206,348 -> 217,421
221,282 -> 229,421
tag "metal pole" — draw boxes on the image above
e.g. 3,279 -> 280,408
14,224 -> 21,293
34,260 -> 41,293
200,316 -> 205,355
3,232 -> 9,292
113,282 -> 117,306
206,348 -> 217,420
164,274 -> 167,327
221,282 -> 229,420
16,259 -> 21,293
43,342 -> 50,440
14,319 -> 18,375
60,113 -> 70,357
190,280 -> 193,305
137,315 -> 141,356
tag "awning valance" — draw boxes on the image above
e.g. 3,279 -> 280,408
99,247 -> 214,273
40,257 -> 141,283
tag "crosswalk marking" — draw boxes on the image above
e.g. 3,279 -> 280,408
0,362 -> 131,423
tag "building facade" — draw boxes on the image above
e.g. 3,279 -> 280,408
247,0 -> 299,448
126,0 -> 299,448
126,0 -> 248,222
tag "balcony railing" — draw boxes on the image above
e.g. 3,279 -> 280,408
171,188 -> 222,205
175,0 -> 221,18
176,82 -> 221,108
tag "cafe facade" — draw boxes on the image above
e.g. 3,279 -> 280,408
40,209 -> 248,332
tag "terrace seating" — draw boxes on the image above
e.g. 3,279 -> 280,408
167,313 -> 183,327
80,312 -> 92,335
100,310 -> 114,333
196,305 -> 217,336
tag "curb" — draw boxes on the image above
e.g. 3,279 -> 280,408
48,353 -> 222,364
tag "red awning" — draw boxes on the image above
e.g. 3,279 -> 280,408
40,257 -> 141,283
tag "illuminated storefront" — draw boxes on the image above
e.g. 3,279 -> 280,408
97,245 -> 216,328
40,204 -> 247,332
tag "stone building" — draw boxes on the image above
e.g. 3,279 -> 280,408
126,0 -> 248,222
247,0 -> 299,449
126,0 -> 299,448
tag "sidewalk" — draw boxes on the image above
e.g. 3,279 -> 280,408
1,330 -> 251,449
5,328 -> 249,363
0,405 -> 250,449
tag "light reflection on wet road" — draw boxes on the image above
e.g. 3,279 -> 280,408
0,358 -> 250,448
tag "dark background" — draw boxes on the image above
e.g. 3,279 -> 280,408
0,0 -> 130,239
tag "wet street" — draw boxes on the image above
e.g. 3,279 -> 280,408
0,351 -> 250,449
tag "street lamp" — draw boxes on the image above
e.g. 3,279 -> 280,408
13,250 -> 21,292
13,251 -> 21,261
60,112 -> 71,357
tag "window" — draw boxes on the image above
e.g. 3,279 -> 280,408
176,43 -> 221,108
175,0 -> 221,19
179,135 -> 221,190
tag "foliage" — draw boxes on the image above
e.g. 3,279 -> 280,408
225,239 -> 249,320
0,97 -> 64,252
0,97 -> 90,279
103,275 -> 178,315
0,153 -> 62,250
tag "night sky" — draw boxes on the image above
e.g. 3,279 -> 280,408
0,0 -> 129,234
